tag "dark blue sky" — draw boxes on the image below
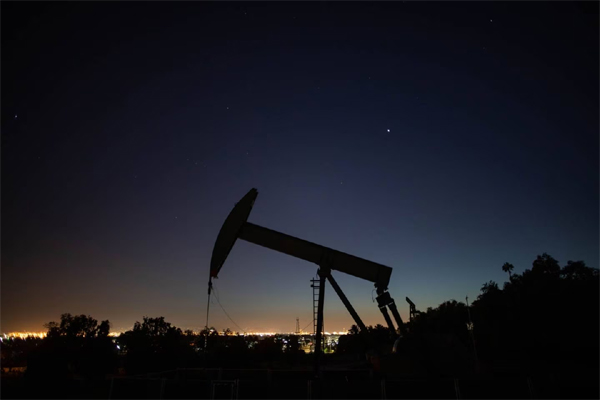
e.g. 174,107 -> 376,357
2,2 -> 598,333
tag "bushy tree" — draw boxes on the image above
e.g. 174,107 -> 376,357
119,316 -> 195,375
475,255 -> 596,373
403,254 -> 599,376
27,314 -> 117,380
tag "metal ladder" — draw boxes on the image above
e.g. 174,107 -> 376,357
310,278 -> 324,351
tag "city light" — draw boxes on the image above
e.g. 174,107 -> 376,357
0,330 -> 347,339
4,332 -> 47,339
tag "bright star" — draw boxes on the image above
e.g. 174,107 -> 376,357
387,129 -> 390,133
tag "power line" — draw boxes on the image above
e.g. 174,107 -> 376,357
301,319 -> 313,332
211,284 -> 316,335
212,283 -> 246,334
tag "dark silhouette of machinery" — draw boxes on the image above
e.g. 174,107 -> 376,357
209,188 -> 407,375
406,297 -> 421,322
390,297 -> 422,355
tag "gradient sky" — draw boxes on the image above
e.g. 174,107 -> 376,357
2,2 -> 598,334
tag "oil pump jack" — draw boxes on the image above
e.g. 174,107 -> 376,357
209,188 -> 408,376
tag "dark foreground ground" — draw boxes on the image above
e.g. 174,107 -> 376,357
2,367 -> 598,399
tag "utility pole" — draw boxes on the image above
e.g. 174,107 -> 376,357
466,296 -> 480,372
296,317 -> 300,335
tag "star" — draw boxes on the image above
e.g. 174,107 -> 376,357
14,114 -> 17,119
387,129 -> 390,133
490,19 -> 493,23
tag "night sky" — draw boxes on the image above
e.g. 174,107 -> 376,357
2,2 -> 598,334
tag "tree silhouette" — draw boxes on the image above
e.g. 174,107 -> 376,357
120,316 -> 194,375
200,326 -> 219,337
501,262 -> 514,280
348,324 -> 360,335
132,316 -> 177,336
531,252 -> 561,276
393,253 -> 600,378
44,313 -> 109,339
27,314 -> 117,380
478,280 -> 499,300
561,260 -> 597,280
